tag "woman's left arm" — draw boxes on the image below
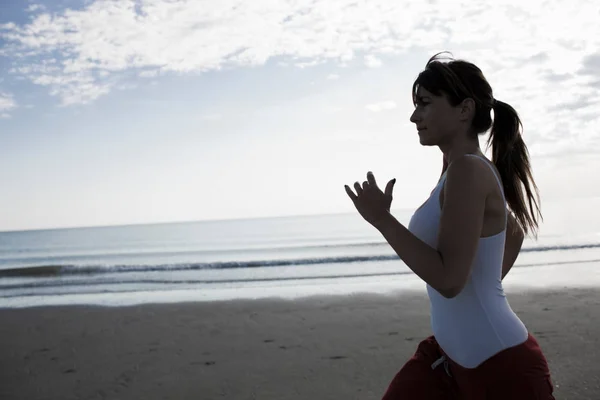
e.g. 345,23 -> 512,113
374,157 -> 488,298
375,215 -> 450,296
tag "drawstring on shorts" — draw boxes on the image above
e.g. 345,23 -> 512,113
431,355 -> 452,377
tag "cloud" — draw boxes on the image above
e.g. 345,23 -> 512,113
581,53 -> 600,76
526,52 -> 550,64
0,0 -> 545,105
364,54 -> 383,68
25,4 -> 46,13
0,0 -> 599,154
139,70 -> 160,78
327,73 -> 340,80
543,71 -> 572,83
0,92 -> 17,118
548,94 -> 598,112
366,101 -> 397,112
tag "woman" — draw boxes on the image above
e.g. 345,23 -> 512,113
344,53 -> 555,399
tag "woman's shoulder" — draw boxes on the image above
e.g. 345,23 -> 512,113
443,154 -> 501,198
446,154 -> 492,179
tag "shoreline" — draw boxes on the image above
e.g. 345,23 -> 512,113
2,256 -> 600,309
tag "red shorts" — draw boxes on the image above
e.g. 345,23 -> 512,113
382,333 -> 555,400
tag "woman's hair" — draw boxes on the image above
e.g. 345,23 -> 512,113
413,52 -> 542,237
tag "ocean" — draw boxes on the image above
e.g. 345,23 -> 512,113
1,209 -> 600,308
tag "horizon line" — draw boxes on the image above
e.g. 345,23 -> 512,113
0,208 -> 416,234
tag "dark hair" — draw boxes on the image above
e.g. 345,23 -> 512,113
412,52 -> 542,237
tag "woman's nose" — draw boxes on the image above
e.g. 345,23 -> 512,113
410,110 -> 419,123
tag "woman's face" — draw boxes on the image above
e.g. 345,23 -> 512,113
409,87 -> 462,147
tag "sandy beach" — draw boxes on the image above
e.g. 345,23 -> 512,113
1,287 -> 599,400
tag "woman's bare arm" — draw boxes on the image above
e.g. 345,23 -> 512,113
502,212 -> 525,280
438,154 -> 521,280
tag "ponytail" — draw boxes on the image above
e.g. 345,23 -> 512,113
487,100 -> 542,237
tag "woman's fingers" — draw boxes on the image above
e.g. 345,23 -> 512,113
354,182 -> 363,195
344,185 -> 357,201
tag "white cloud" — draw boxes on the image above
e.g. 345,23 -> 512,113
139,70 -> 159,78
0,22 -> 17,30
327,73 -> 340,80
366,101 -> 397,112
0,0 -> 598,154
25,4 -> 46,13
0,92 -> 17,117
364,54 -> 383,68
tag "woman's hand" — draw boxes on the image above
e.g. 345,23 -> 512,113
345,172 -> 396,228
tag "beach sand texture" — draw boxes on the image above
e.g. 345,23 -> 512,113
1,287 -> 599,400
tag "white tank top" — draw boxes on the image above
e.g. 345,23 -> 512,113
408,154 -> 528,368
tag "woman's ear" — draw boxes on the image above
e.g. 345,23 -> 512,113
459,98 -> 476,122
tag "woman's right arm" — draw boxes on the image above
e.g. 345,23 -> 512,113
502,212 -> 525,280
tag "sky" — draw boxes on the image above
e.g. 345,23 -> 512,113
0,0 -> 599,232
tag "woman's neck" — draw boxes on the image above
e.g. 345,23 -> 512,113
441,138 -> 483,166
